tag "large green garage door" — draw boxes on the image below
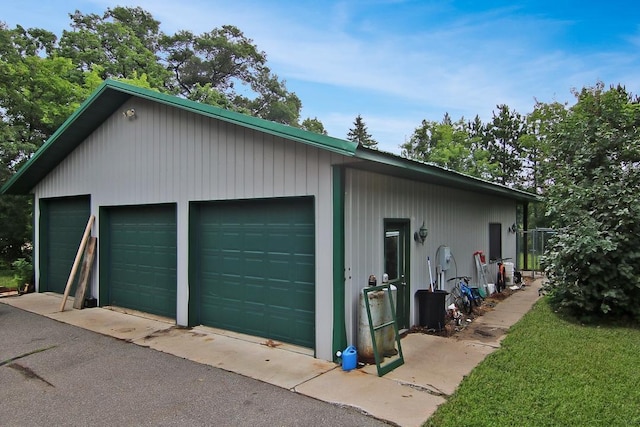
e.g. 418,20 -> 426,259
192,197 -> 315,348
40,196 -> 91,294
101,204 -> 177,318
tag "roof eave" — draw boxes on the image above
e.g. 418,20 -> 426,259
352,147 -> 540,203
103,80 -> 357,156
1,80 -> 358,195
1,82 -> 121,194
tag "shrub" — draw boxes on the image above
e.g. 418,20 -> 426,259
12,257 -> 33,287
543,83 -> 640,321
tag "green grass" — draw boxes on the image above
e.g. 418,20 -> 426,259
0,270 -> 18,289
425,299 -> 640,426
517,252 -> 543,271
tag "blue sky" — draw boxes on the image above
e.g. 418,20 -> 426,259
3,1 -> 640,153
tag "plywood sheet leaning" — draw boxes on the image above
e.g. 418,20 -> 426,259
72,236 -> 97,310
60,215 -> 95,312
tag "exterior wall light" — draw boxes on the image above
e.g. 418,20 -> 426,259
508,223 -> 517,233
123,108 -> 137,119
414,221 -> 428,244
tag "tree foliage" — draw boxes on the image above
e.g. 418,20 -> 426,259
55,8 -> 302,125
347,115 -> 377,149
522,101 -> 567,192
401,114 -> 502,180
465,115 -> 500,180
162,26 -> 265,96
543,83 -> 640,321
58,8 -> 169,87
401,116 -> 472,171
232,68 -> 301,125
301,117 -> 327,135
484,104 -> 525,187
0,120 -> 33,261
160,25 -> 301,125
520,100 -> 568,228
0,23 -> 103,262
0,7 -> 309,265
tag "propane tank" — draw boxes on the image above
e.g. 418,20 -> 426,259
357,287 -> 385,363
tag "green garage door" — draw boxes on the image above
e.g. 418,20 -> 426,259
40,196 -> 91,294
103,204 -> 177,318
192,197 -> 315,348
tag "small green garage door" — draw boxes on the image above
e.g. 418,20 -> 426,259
40,196 -> 91,294
102,204 -> 177,318
192,197 -> 315,348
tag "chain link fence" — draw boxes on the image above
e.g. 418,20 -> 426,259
517,228 -> 556,276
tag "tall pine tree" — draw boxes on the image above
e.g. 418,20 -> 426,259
347,114 -> 378,149
484,104 -> 525,187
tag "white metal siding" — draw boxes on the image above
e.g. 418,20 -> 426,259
344,169 -> 517,344
33,98 -> 347,360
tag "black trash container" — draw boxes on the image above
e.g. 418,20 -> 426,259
416,289 -> 448,330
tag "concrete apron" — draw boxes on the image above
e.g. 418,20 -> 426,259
1,281 -> 543,427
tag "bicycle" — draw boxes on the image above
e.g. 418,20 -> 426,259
447,276 -> 483,314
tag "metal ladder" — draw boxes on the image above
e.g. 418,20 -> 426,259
474,252 -> 489,292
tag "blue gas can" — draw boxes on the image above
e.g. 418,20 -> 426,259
342,345 -> 357,371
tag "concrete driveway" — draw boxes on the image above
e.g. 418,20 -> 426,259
0,303 -> 389,427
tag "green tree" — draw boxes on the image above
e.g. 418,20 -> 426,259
544,83 -> 640,321
401,116 -> 469,169
0,22 -> 101,263
233,68 -> 301,125
0,121 -> 32,262
520,100 -> 568,228
400,119 -> 433,162
465,115 -> 499,180
161,26 -> 301,125
484,104 -> 526,187
57,7 -> 169,87
301,117 -> 327,135
347,115 -> 377,149
401,114 -> 496,179
0,24 -> 92,140
1,7 -> 308,263
56,8 -> 303,125
524,101 -> 568,192
0,22 -> 102,171
161,26 -> 265,97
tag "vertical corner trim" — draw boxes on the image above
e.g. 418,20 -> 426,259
332,166 -> 347,359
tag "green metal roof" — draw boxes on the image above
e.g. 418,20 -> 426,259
351,147 -> 540,203
1,79 -> 539,203
1,79 -> 358,195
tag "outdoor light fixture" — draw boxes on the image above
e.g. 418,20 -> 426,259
414,221 -> 428,244
508,223 -> 517,234
122,108 -> 137,119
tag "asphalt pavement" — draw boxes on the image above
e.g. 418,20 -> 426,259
0,303 -> 391,427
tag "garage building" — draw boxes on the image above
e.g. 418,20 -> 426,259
2,80 -> 537,360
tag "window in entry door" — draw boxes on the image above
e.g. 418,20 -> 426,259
385,230 -> 400,281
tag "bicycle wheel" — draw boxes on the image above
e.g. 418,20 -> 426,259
451,286 -> 472,314
470,288 -> 483,306
461,294 -> 472,314
449,287 -> 463,311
